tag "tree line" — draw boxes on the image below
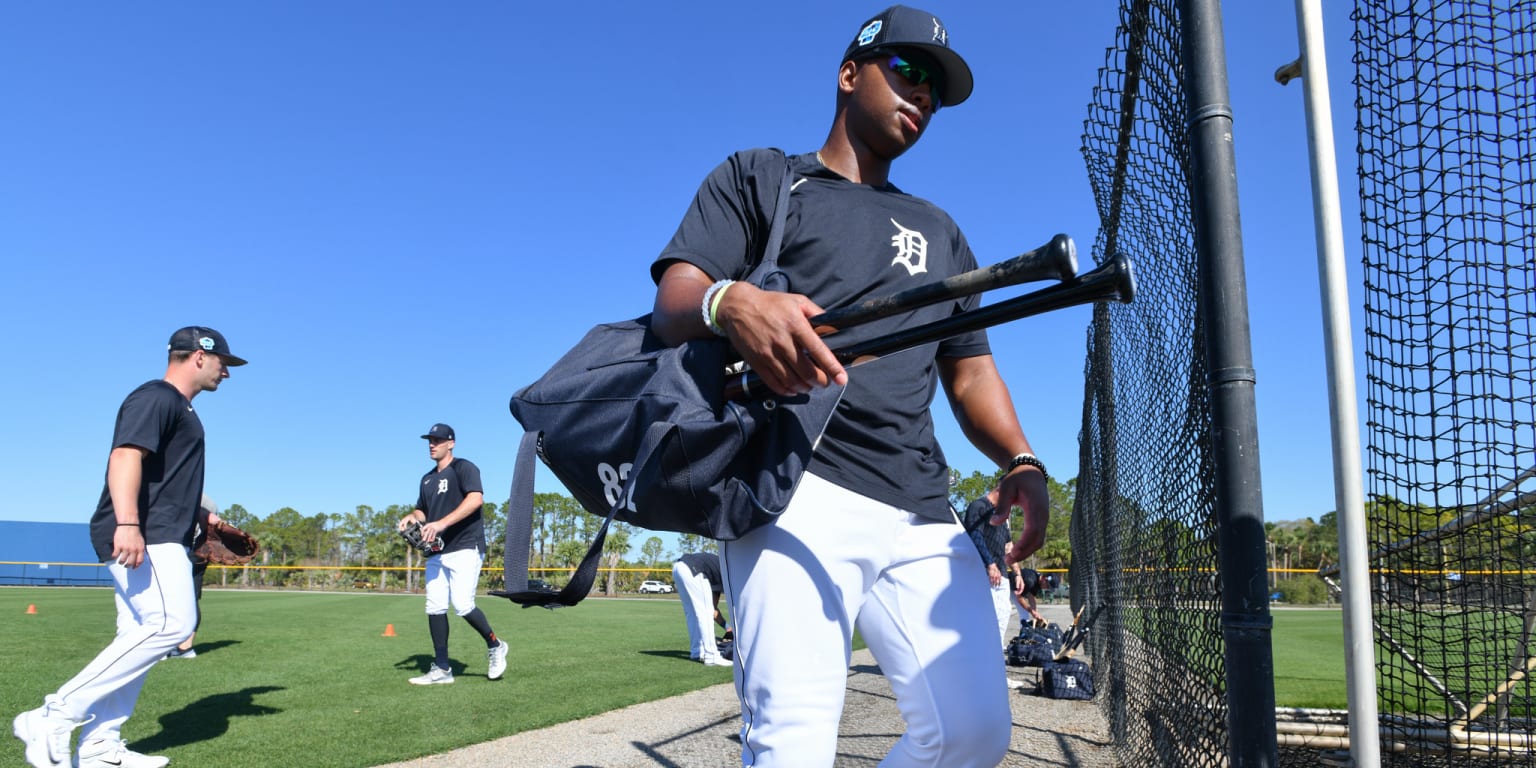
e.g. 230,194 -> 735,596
208,469 -> 1082,595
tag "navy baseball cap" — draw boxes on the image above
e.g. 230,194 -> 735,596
421,423 -> 456,441
842,5 -> 973,107
168,326 -> 248,366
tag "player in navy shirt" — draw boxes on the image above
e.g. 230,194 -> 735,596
650,7 -> 1050,766
15,326 -> 246,768
396,424 -> 508,685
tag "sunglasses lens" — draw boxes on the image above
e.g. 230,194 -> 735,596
888,56 -> 929,86
884,54 -> 941,108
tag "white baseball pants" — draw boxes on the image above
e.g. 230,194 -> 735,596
424,547 -> 482,616
991,580 -> 1015,648
45,543 -> 196,746
722,472 -> 1011,768
672,560 -> 721,660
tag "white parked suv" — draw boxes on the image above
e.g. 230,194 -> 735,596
639,580 -> 674,594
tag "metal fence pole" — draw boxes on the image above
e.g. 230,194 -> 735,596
1180,1 -> 1279,765
1279,1 -> 1380,764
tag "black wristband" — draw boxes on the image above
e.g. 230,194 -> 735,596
116,522 -> 142,527
1006,453 -> 1049,481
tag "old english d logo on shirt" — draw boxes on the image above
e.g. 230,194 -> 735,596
889,218 -> 929,276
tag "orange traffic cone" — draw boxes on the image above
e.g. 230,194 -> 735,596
382,623 -> 396,637
26,604 -> 37,615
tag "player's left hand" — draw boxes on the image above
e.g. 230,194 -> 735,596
999,465 -> 1049,563
421,522 -> 440,542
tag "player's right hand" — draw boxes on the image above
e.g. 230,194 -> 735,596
112,526 -> 146,569
396,516 -> 413,532
716,282 -> 848,396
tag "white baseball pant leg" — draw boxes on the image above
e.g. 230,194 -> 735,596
425,548 -> 482,616
991,580 -> 1014,648
722,472 -> 1011,768
47,543 -> 196,746
672,560 -> 717,660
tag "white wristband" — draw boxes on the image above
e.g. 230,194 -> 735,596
701,279 -> 735,336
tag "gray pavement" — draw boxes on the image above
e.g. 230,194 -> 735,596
378,603 -> 1118,767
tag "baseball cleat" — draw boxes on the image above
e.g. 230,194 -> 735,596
13,706 -> 77,768
408,666 -> 454,686
164,647 -> 197,660
700,655 -> 733,668
486,640 -> 509,681
76,739 -> 169,768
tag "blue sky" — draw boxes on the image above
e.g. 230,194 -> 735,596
0,3 -> 1362,535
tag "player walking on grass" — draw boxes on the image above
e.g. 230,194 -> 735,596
13,326 -> 247,768
397,424 -> 508,685
672,552 -> 732,667
650,7 -> 1050,766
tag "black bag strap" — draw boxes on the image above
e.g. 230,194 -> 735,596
495,151 -> 796,608
497,430 -> 538,595
748,150 -> 795,292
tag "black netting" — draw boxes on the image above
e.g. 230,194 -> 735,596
1355,0 -> 1536,764
1074,1 -> 1531,764
1074,1 -> 1230,766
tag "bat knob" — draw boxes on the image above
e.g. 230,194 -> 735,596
1052,234 -> 1079,281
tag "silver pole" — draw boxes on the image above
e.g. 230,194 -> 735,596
1277,1 -> 1380,765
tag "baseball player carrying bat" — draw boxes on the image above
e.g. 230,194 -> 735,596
649,7 -> 1055,766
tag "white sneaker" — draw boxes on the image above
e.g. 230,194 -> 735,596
700,654 -> 733,668
12,706 -> 77,768
408,666 -> 454,685
164,647 -> 197,660
76,739 -> 169,768
486,640 -> 509,681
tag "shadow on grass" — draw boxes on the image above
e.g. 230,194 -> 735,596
394,654 -> 466,676
637,649 -> 695,662
184,639 -> 240,657
135,686 -> 284,752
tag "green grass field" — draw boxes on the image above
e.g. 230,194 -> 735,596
1,589 -> 1397,767
1271,609 -> 1349,708
2,587 -> 729,768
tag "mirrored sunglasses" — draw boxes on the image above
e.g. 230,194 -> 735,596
879,54 -> 942,109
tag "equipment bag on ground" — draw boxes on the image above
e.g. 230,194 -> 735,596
493,150 -> 844,609
1040,658 -> 1095,700
1007,635 -> 1058,667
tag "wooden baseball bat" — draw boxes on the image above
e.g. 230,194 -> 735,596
727,254 -> 1136,400
807,233 -> 1078,333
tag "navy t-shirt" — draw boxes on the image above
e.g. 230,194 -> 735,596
416,458 -> 485,554
653,149 -> 990,520
678,552 -> 722,593
89,380 -> 206,561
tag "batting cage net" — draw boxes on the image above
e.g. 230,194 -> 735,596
1073,0 -> 1533,765
1072,1 -> 1232,766
1354,0 -> 1536,764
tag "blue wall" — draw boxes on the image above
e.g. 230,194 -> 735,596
0,521 -> 110,586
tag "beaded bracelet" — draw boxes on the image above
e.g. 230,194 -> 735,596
1006,453 -> 1049,481
700,279 -> 735,336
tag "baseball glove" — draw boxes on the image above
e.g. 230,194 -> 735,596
399,519 -> 444,555
195,521 -> 260,565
